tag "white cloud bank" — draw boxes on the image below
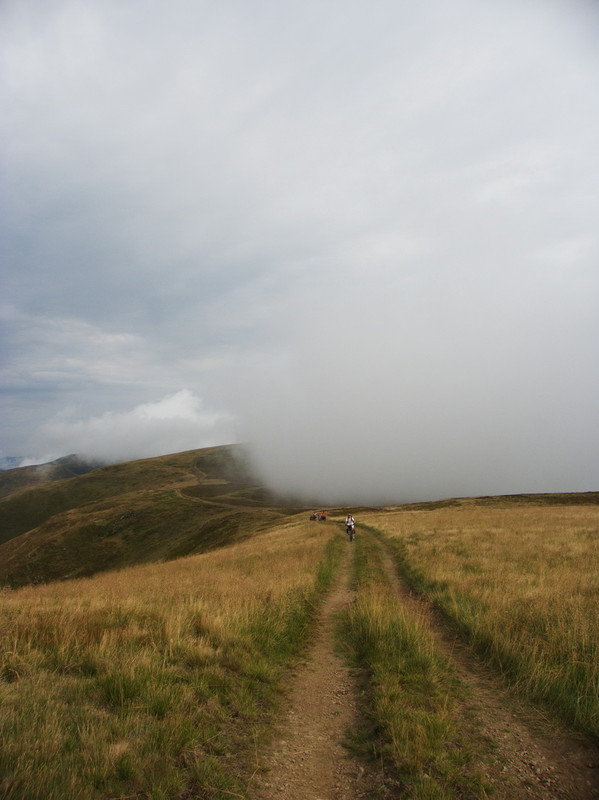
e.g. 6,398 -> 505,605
22,390 -> 235,466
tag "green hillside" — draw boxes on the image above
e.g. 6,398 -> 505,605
0,445 -> 282,587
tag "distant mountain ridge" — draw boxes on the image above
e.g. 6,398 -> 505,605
0,456 -> 25,471
0,454 -> 104,500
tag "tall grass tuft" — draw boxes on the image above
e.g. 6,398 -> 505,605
0,519 -> 342,800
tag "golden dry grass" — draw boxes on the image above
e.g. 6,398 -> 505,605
362,504 -> 599,734
0,517 -> 339,800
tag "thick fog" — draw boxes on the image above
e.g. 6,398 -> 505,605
237,271 -> 598,503
1,0 -> 598,501
226,0 -> 599,502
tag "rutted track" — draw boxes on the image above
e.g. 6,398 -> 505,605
369,528 -> 599,799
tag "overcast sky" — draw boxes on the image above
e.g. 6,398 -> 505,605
2,0 -> 598,502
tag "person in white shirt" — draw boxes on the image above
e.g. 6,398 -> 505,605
345,514 -> 355,539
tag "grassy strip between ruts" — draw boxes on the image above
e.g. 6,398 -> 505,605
0,520 -> 343,800
364,506 -> 599,739
340,527 -> 491,800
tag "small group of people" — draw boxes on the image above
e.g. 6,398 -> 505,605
308,510 -> 356,539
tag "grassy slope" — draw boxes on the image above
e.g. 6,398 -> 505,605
0,519 -> 341,800
0,445 -> 282,587
1,458 -> 597,799
0,448 -> 231,543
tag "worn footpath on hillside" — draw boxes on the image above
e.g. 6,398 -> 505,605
373,533 -> 599,800
250,543 -> 385,800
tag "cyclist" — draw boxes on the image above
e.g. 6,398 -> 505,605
345,514 -> 356,540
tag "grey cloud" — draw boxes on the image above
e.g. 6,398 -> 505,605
1,0 -> 598,499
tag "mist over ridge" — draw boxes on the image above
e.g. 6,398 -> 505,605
233,227 -> 597,504
238,281 -> 597,505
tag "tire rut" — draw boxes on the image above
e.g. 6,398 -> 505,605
371,531 -> 599,799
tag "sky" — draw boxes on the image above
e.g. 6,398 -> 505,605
1,0 -> 598,502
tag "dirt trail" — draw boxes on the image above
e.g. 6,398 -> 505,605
248,530 -> 598,800
373,535 -> 599,799
250,545 -> 380,800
